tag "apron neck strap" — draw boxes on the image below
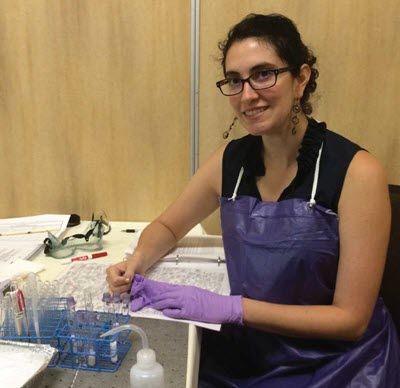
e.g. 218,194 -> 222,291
229,143 -> 324,205
229,167 -> 244,201
308,143 -> 324,207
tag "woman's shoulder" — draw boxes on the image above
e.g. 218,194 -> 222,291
306,118 -> 363,159
324,127 -> 363,156
304,119 -> 364,174
345,149 -> 387,187
321,124 -> 365,181
299,119 -> 366,211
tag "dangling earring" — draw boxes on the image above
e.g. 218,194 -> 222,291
222,116 -> 238,139
291,101 -> 301,135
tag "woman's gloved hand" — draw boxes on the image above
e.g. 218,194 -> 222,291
130,274 -> 178,310
130,274 -> 243,325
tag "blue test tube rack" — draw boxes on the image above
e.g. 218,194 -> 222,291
57,310 -> 131,372
0,297 -> 132,372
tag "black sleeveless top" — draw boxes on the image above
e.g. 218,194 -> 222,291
222,118 -> 362,213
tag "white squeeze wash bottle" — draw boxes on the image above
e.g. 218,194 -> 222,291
101,323 -> 165,388
131,347 -> 164,387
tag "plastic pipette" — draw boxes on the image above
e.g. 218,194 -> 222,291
16,289 -> 29,335
27,273 -> 41,342
8,290 -> 23,336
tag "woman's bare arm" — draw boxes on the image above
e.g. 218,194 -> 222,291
106,145 -> 225,293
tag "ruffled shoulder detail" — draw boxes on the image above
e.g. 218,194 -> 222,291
296,118 -> 327,180
241,118 -> 326,178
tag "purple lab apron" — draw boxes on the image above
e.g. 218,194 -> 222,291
199,151 -> 400,387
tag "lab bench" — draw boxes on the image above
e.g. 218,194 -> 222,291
26,220 -> 203,388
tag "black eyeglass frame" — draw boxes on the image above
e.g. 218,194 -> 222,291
216,66 -> 295,96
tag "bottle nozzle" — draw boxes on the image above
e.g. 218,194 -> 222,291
100,323 -> 149,349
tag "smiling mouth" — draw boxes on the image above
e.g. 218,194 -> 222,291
243,106 -> 268,117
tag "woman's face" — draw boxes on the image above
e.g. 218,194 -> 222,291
225,38 -> 302,136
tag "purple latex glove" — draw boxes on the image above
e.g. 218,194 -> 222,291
130,274 -> 243,324
130,274 -> 176,311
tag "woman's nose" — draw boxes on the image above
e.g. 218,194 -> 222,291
241,80 -> 259,101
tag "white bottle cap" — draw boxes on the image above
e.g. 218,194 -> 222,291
137,348 -> 157,369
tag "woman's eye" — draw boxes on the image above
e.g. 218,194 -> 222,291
253,70 -> 273,81
227,78 -> 242,87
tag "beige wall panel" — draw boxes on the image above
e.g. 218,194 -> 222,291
200,0 -> 400,234
0,0 -> 190,221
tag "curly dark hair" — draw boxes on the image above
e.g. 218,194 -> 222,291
218,14 -> 318,115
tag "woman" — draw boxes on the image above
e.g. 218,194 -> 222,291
107,14 -> 400,387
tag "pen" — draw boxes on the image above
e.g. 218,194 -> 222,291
121,229 -> 137,233
67,251 -> 108,263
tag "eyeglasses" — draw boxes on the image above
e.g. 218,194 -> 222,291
43,211 -> 111,258
216,67 -> 294,96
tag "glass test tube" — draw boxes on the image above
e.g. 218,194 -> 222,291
66,296 -> 79,363
87,313 -> 96,367
83,290 -> 97,367
102,292 -> 112,324
121,293 -> 130,316
102,292 -> 118,363
0,294 -> 12,336
112,293 -> 120,325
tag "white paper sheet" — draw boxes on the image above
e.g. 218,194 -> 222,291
0,214 -> 70,264
0,260 -> 45,288
55,253 -> 230,331
125,234 -> 226,261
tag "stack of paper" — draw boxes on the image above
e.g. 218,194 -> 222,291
0,214 -> 70,293
0,214 -> 70,264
